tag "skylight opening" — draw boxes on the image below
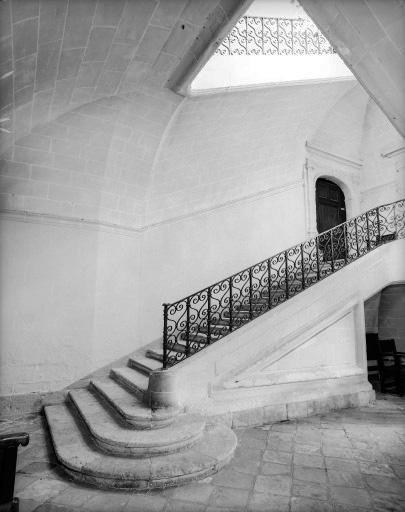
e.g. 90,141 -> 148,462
191,0 -> 353,92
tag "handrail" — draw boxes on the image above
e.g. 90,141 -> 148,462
216,15 -> 335,57
162,199 -> 405,368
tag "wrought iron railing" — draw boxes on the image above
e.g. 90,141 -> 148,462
216,16 -> 335,56
162,200 -> 405,368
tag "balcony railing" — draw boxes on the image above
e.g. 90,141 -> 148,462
162,199 -> 405,368
216,16 -> 335,56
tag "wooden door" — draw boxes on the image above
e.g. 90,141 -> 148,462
316,179 -> 346,261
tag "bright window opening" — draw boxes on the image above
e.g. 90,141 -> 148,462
191,0 -> 353,92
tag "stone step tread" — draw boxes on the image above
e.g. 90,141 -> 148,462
145,349 -> 163,362
90,379 -> 174,425
69,389 -> 204,454
45,403 -> 237,490
110,367 -> 149,394
129,355 -> 162,373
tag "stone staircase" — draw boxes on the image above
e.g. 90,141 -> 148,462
46,266 -> 334,489
45,350 -> 237,490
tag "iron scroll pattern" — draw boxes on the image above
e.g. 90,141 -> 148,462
163,200 -> 405,368
216,16 -> 335,56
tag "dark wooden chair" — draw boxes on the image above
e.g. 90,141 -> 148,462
366,333 -> 381,391
0,432 -> 29,512
378,338 -> 405,395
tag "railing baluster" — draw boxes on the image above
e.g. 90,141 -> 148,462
229,277 -> 233,332
354,217 -> 360,258
185,297 -> 190,356
316,236 -> 320,281
300,243 -> 305,290
249,268 -> 253,320
366,211 -> 371,250
284,250 -> 289,300
330,229 -> 335,273
376,206 -> 381,244
267,259 -> 272,310
207,287 -> 211,345
162,303 -> 168,369
343,224 -> 348,265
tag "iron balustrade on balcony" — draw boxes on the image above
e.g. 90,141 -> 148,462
216,16 -> 335,56
162,199 -> 405,369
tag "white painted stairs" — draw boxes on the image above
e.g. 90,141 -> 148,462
45,351 -> 237,490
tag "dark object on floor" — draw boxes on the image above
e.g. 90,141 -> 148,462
0,432 -> 29,512
378,338 -> 405,395
367,334 -> 405,396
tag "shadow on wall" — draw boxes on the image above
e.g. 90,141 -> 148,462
365,284 -> 405,352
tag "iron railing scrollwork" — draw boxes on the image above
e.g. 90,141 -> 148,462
162,199 -> 405,368
216,16 -> 335,56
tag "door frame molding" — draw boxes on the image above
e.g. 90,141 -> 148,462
303,142 -> 362,238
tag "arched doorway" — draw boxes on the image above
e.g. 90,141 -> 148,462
316,178 -> 346,233
316,178 -> 347,261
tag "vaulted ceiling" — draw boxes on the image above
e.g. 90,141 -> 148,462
300,0 -> 405,138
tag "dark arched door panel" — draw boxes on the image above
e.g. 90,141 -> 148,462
316,178 -> 347,261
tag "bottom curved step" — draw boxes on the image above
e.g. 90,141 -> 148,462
45,403 -> 237,490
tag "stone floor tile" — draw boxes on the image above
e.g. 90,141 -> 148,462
17,478 -> 68,501
333,504 -> 370,512
262,450 -> 292,465
326,469 -> 365,488
290,496 -> 333,512
164,500 -> 205,512
293,453 -> 325,468
241,435 -> 268,450
293,443 -> 322,456
234,446 -> 264,461
170,483 -> 214,504
82,491 -> 129,511
14,474 -> 40,492
247,491 -> 290,512
292,482 -> 328,501
254,474 -> 292,496
293,466 -> 327,484
271,421 -> 297,433
260,462 -> 291,476
226,457 -> 261,475
391,464 -> 405,479
211,468 -> 255,489
363,474 -> 405,497
51,486 -> 100,508
358,461 -> 395,477
244,428 -> 269,441
18,500 -> 43,512
371,491 -> 405,512
324,457 -> 360,473
32,503 -> 81,512
352,448 -> 388,463
209,486 -> 250,510
329,486 -> 372,508
122,493 -> 167,512
267,438 -> 294,452
322,446 -> 355,459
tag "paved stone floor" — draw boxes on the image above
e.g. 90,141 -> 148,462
1,394 -> 404,512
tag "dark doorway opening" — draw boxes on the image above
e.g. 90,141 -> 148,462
316,178 -> 347,261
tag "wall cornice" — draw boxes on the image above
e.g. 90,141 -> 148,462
305,142 -> 363,170
0,179 -> 303,235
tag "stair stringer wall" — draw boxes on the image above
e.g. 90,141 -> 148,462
166,239 -> 405,421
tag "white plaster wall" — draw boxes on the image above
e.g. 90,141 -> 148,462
0,216 -> 141,396
191,55 -> 352,91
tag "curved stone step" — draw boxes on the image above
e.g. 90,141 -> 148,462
45,403 -> 237,490
110,366 -> 149,397
128,355 -> 161,375
69,389 -> 205,456
90,379 -> 175,429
